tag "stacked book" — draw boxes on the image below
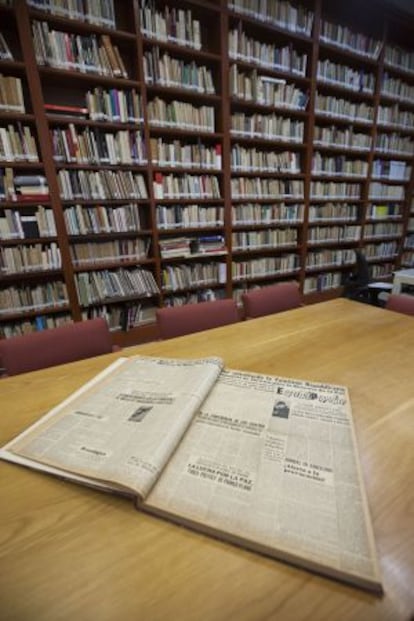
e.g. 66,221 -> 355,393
1,172 -> 50,202
15,175 -> 49,201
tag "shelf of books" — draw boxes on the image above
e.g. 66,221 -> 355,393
304,3 -> 380,300
32,0 -> 160,340
141,0 -> 228,309
0,1 -> 72,337
227,0 -> 311,303
1,0 -> 414,343
362,14 -> 414,280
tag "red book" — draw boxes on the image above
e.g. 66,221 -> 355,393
154,172 -> 163,199
15,194 -> 51,202
215,144 -> 222,168
45,104 -> 88,117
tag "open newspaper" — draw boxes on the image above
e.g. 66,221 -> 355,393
0,355 -> 382,593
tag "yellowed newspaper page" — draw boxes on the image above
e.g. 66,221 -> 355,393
1,355 -> 223,499
145,369 -> 382,591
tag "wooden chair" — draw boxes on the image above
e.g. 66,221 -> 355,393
156,299 -> 239,339
0,318 -> 120,377
241,282 -> 302,319
385,293 -> 414,316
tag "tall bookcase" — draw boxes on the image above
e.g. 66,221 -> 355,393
1,0 -> 414,345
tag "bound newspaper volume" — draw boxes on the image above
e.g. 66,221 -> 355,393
0,355 -> 382,592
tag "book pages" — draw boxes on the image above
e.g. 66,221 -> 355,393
1,355 -> 223,499
145,368 -> 382,591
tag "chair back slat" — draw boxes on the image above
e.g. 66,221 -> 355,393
156,299 -> 239,339
0,318 -> 114,376
385,294 -> 414,316
242,282 -> 302,319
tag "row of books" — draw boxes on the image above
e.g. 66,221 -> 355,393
1,172 -> 50,202
229,0 -> 314,36
64,203 -> 145,235
45,90 -> 143,124
228,30 -> 307,76
313,127 -> 372,151
371,160 -> 409,181
364,241 -> 398,259
377,105 -> 414,131
232,254 -> 300,280
0,314 -> 72,339
305,249 -> 355,269
0,75 -> 25,114
28,0 -> 116,29
0,206 -> 56,239
232,202 -> 304,224
368,184 -> 405,200
315,93 -> 374,123
156,204 -> 224,230
310,182 -> 361,199
82,303 -> 157,331
147,98 -> 215,132
364,223 -> 403,239
162,262 -> 227,291
311,155 -> 368,177
84,88 -> 143,123
143,50 -> 215,95
231,147 -> 300,174
309,203 -> 359,222
230,68 -> 308,110
50,126 -> 147,165
57,170 -> 148,200
307,225 -> 361,244
0,124 -> 39,163
230,177 -> 304,199
140,3 -> 202,51
317,61 -> 375,94
0,281 -> 69,316
375,133 -> 414,155
381,74 -> 414,104
70,238 -> 150,266
367,204 -> 402,219
75,267 -> 160,306
303,272 -> 342,294
164,288 -> 226,307
150,140 -> 221,170
159,235 -> 225,259
0,242 -> 61,275
32,21 -> 127,78
232,228 -> 297,251
385,44 -> 414,74
231,113 -> 304,142
153,173 -> 221,200
370,262 -> 394,277
320,18 -> 381,59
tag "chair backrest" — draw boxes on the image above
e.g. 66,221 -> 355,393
156,299 -> 239,339
0,318 -> 115,377
242,282 -> 302,319
385,293 -> 414,316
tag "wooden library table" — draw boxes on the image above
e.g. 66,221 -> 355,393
0,298 -> 413,621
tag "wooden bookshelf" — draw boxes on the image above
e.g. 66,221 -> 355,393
1,0 -> 414,343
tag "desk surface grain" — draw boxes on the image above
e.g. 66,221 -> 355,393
0,299 -> 413,621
